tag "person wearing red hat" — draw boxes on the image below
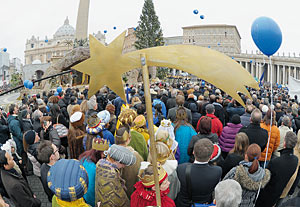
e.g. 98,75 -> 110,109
131,163 -> 175,207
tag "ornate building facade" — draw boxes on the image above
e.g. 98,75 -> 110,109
23,17 -> 106,81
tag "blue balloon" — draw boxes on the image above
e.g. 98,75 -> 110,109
250,60 -> 253,63
200,15 -> 205,19
217,43 -> 220,46
3,48 -> 7,52
193,10 -> 199,15
45,39 -> 48,43
232,57 -> 235,59
113,26 -> 116,30
57,86 -> 62,93
27,81 -> 33,89
24,80 -> 30,88
133,27 -> 136,31
251,16 -> 282,56
54,92 -> 59,96
208,46 -> 210,48
104,30 -> 107,34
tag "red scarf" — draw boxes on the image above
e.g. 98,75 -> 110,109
130,181 -> 175,207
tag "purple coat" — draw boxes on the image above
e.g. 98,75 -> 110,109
219,123 -> 242,152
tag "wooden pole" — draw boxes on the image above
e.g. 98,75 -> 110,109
140,53 -> 161,206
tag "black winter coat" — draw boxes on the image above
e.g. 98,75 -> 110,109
175,163 -> 222,207
1,169 -> 41,207
0,114 -> 9,144
220,152 -> 243,178
256,148 -> 298,207
239,123 -> 268,152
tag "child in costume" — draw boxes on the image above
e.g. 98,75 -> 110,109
131,163 -> 176,207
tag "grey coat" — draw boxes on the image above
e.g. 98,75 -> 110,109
167,106 -> 192,124
223,161 -> 271,207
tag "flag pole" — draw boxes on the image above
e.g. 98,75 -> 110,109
140,53 -> 162,206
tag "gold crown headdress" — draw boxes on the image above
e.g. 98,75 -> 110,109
92,138 -> 109,151
139,163 -> 167,188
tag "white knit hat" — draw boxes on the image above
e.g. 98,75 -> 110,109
97,110 -> 110,124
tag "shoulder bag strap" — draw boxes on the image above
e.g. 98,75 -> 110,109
185,164 -> 194,206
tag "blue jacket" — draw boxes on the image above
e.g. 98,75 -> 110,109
82,159 -> 96,207
152,99 -> 167,118
226,103 -> 245,121
7,115 -> 23,155
102,128 -> 115,145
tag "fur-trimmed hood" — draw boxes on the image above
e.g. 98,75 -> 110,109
234,163 -> 271,191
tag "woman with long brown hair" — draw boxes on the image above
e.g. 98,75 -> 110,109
223,144 -> 271,207
221,132 -> 249,178
173,106 -> 197,164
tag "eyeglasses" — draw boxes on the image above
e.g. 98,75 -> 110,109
52,149 -> 59,154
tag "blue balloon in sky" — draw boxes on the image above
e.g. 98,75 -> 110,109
113,26 -> 117,30
27,81 -> 33,89
45,39 -> 48,43
193,10 -> 199,15
57,86 -> 62,93
24,80 -> 30,88
251,16 -> 282,57
133,27 -> 136,31
200,15 -> 205,19
3,48 -> 7,52
217,43 -> 220,46
208,46 -> 210,48
104,30 -> 107,34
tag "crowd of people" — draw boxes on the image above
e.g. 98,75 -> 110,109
0,82 -> 299,207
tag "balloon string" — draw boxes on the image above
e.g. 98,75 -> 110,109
255,55 -> 273,203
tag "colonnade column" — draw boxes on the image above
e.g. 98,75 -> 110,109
294,66 -> 296,78
276,65 -> 280,84
283,65 -> 286,85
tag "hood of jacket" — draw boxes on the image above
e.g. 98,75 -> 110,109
7,115 -> 17,125
163,160 -> 178,176
234,161 -> 270,191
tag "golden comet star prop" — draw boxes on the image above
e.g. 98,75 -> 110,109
73,31 -> 259,106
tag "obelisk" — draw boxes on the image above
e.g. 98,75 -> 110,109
75,0 -> 90,41
75,0 -> 90,84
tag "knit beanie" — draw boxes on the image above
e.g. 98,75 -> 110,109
106,144 -> 136,166
231,114 -> 241,124
24,130 -> 36,145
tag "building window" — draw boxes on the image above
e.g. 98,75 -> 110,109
31,44 -> 34,48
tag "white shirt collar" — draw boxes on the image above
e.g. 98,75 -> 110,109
194,160 -> 208,164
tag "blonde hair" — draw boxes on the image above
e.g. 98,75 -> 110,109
80,100 -> 88,114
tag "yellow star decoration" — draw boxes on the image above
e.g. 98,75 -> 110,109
73,31 -> 259,106
73,31 -> 137,101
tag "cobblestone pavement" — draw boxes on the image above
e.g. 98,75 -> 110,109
28,175 -> 52,207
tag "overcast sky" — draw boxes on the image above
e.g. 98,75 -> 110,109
0,0 -> 299,64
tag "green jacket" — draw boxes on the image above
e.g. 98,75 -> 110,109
129,130 -> 148,161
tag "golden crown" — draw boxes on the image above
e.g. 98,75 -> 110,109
92,138 -> 109,151
139,163 -> 167,188
115,130 -> 130,142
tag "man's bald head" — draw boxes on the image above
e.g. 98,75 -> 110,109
251,109 -> 262,124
